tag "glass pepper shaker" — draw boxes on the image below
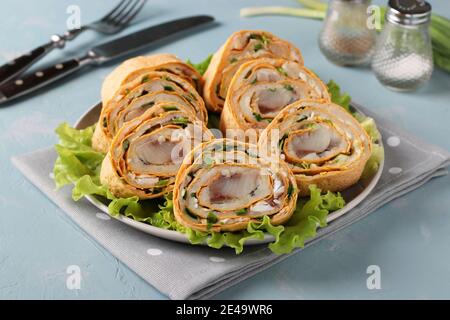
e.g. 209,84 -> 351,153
319,0 -> 376,66
372,0 -> 433,91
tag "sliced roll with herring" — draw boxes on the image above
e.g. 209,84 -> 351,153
220,58 -> 330,136
101,54 -> 203,107
100,108 -> 214,199
258,100 -> 372,196
203,30 -> 303,112
173,139 -> 298,232
92,71 -> 207,153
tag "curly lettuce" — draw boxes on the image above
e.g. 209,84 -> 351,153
328,80 -> 352,113
53,123 -> 104,188
186,54 -> 213,76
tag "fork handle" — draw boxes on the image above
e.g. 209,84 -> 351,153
0,54 -> 92,104
0,29 -> 85,85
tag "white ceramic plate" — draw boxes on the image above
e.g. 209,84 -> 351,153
76,102 -> 384,245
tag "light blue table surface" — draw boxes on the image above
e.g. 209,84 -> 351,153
1,0 -> 449,299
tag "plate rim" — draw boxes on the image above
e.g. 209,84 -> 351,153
77,101 -> 384,246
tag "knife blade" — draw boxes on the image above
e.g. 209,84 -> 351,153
91,15 -> 214,62
0,15 -> 214,104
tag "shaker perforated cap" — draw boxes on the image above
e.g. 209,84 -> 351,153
387,0 -> 432,25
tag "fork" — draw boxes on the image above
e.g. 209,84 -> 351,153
0,0 -> 146,85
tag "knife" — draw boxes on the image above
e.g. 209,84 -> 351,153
0,15 -> 214,104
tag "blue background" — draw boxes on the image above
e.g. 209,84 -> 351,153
0,0 -> 449,299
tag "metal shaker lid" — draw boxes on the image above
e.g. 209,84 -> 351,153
387,0 -> 432,25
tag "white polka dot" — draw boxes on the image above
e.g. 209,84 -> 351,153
389,167 -> 402,174
95,212 -> 111,220
209,256 -> 225,263
49,172 -> 54,180
15,79 -> 23,85
35,71 -> 44,77
387,136 -> 401,147
146,248 -> 162,256
55,64 -> 64,70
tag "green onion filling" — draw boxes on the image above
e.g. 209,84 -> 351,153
254,43 -> 263,52
171,117 -> 190,126
253,112 -> 263,121
207,212 -> 218,228
156,179 -> 170,187
287,184 -> 294,198
276,67 -> 288,76
122,140 -> 130,152
162,105 -> 179,111
279,133 -> 288,150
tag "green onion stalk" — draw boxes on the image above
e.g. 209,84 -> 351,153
241,0 -> 450,74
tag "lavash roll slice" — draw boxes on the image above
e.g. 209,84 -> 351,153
101,54 -> 203,107
113,92 -> 207,139
203,30 -> 304,112
92,71 -> 207,153
220,58 -> 330,136
173,139 -> 298,232
100,109 -> 214,200
258,100 -> 372,196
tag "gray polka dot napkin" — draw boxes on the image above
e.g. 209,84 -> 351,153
11,103 -> 450,300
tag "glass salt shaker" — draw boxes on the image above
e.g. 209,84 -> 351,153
319,0 -> 376,66
372,0 -> 433,91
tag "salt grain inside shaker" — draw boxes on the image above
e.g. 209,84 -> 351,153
372,0 -> 433,91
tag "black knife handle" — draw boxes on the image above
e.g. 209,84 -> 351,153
0,42 -> 56,85
0,58 -> 86,103
0,30 -> 85,85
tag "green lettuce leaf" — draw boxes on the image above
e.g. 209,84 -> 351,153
72,174 -> 162,225
327,80 -> 351,112
53,123 -> 104,188
186,54 -> 213,75
199,215 -> 285,254
360,117 -> 381,143
362,143 -> 384,180
269,185 -> 345,254
359,117 -> 384,179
